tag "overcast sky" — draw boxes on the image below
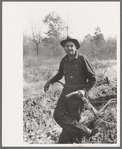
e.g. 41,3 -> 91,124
3,1 -> 120,41
20,2 -> 120,41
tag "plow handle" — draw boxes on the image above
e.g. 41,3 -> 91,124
66,91 -> 99,118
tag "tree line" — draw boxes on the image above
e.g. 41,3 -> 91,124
23,12 -> 117,61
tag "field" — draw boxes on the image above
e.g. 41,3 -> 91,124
23,58 -> 117,144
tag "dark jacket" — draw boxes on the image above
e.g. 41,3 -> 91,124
50,53 -> 96,91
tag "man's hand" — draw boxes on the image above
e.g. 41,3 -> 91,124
44,80 -> 51,92
77,90 -> 85,98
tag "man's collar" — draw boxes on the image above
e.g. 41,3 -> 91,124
74,51 -> 78,59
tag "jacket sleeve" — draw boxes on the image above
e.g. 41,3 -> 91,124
82,56 -> 96,91
49,59 -> 64,84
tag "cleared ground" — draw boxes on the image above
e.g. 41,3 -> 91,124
23,59 -> 117,144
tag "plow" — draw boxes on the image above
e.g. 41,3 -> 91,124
57,81 -> 117,139
23,80 -> 117,144
66,90 -> 117,126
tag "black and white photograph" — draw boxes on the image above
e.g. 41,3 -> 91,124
2,1 -> 120,147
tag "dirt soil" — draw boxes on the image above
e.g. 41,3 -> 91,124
23,59 -> 117,144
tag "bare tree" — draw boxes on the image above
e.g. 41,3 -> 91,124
31,23 -> 42,55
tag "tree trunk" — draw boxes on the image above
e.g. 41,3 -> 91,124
36,44 -> 39,55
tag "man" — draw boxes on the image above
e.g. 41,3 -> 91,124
44,36 -> 96,143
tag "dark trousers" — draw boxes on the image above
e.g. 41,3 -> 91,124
54,95 -> 86,143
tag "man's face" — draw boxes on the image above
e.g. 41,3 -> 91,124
64,42 -> 77,56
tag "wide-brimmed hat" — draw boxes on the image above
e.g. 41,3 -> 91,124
60,36 -> 80,49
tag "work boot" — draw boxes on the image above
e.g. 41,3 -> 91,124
71,119 -> 92,136
86,123 -> 99,140
58,129 -> 74,144
70,136 -> 82,143
79,123 -> 92,136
